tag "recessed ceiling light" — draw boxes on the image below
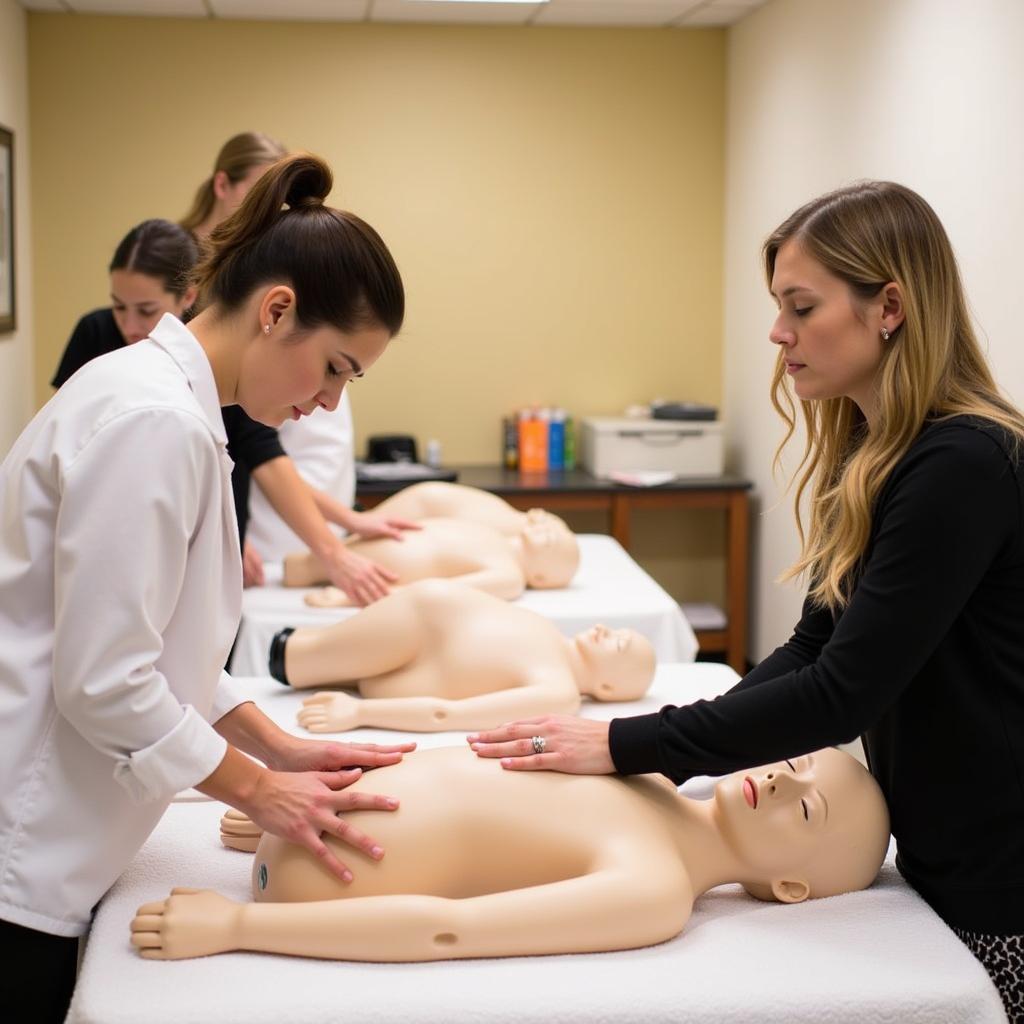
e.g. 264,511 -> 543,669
406,1 -> 548,5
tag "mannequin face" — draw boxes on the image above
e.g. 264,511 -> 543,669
236,286 -> 390,428
713,747 -> 889,902
520,519 -> 580,588
574,625 -> 656,700
110,270 -> 197,345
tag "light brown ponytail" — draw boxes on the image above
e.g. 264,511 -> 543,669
179,131 -> 288,235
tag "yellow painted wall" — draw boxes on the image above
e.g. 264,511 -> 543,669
28,15 -> 725,458
27,13 -> 727,610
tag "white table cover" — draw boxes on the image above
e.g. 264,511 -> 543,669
68,664 -> 1004,1024
230,534 -> 699,676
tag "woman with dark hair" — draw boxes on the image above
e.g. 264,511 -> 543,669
0,154 -> 413,1021
471,182 -> 1024,1020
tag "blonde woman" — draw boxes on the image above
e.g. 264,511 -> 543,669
471,182 -> 1024,1019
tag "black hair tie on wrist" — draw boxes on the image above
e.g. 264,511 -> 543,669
269,627 -> 295,685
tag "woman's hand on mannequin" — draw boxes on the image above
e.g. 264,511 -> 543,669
468,715 -> 615,775
266,733 -> 415,773
241,767 -> 400,883
242,539 -> 265,588
320,543 -> 398,605
344,510 -> 422,542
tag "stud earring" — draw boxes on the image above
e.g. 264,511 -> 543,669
880,327 -> 891,341
263,324 -> 271,335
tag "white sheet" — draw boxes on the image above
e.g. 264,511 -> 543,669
69,665 -> 1005,1023
229,534 -> 699,676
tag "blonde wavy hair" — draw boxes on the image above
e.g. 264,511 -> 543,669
765,181 -> 1024,610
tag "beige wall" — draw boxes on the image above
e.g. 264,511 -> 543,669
28,15 -> 726,472
0,0 -> 34,455
723,0 -> 1024,661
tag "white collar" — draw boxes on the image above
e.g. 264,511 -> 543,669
148,314 -> 227,449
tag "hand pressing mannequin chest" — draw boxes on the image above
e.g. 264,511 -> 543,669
270,579 -> 656,732
284,516 -> 579,604
131,745 -> 890,962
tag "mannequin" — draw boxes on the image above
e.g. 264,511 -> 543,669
269,579 -> 656,732
366,481 -> 572,539
284,516 -> 579,604
130,745 -> 890,961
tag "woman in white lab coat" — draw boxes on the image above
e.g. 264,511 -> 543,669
0,152 -> 410,1021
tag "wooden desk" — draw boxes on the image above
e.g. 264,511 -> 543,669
357,467 -> 752,673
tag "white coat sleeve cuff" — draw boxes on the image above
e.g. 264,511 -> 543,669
112,705 -> 227,804
210,671 -> 249,722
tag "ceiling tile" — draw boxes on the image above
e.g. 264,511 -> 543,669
370,0 -> 542,25
677,3 -> 757,26
67,0 -> 207,14
535,1 -> 704,27
210,0 -> 369,19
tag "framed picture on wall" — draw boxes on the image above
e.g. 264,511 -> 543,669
0,125 -> 14,334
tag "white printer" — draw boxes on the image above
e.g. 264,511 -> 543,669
580,416 -> 725,479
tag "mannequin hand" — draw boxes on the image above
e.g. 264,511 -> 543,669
241,767 -> 399,882
242,540 -> 265,588
131,888 -> 242,959
297,692 -> 363,733
345,510 -> 422,541
468,715 -> 615,775
268,730 -> 416,769
320,545 -> 398,606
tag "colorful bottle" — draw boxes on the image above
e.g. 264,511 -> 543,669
563,415 -> 576,471
502,416 -> 518,469
518,408 -> 547,472
548,408 -> 565,470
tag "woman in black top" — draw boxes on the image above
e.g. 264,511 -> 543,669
470,182 -> 1024,1019
54,219 -> 413,606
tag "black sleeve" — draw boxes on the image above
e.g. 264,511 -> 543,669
222,406 -> 286,472
726,594 -> 835,695
609,427 -> 1019,783
52,312 -> 108,388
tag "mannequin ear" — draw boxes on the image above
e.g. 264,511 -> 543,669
770,878 -> 810,904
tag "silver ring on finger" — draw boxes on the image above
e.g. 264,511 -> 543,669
531,735 -> 546,755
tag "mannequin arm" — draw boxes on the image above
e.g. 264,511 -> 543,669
297,678 -> 581,733
131,863 -> 691,961
284,591 -> 422,687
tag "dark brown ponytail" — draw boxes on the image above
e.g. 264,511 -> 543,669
193,153 -> 403,336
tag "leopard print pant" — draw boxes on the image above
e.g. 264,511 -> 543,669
953,927 -> 1023,1022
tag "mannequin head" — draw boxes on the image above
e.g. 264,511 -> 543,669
524,507 -> 571,535
713,747 -> 889,903
573,625 -> 656,700
519,517 -> 580,588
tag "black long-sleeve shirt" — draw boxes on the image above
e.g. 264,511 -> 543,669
610,416 -> 1024,934
53,309 -> 286,543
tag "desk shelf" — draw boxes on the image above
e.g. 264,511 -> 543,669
357,466 -> 752,673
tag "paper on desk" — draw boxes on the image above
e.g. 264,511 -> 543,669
609,470 -> 677,487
